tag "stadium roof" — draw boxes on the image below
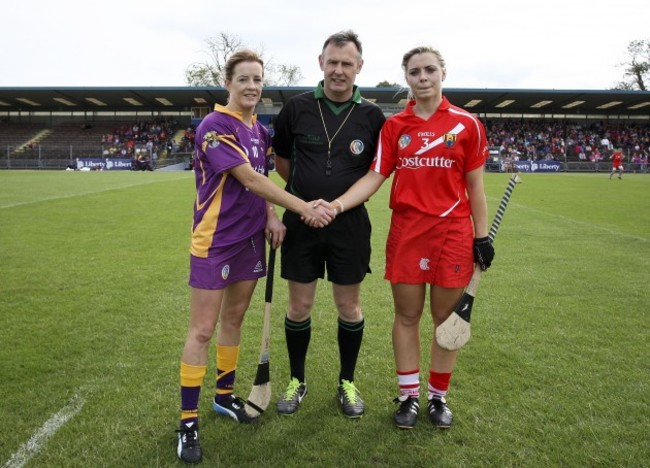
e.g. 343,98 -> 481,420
1,86 -> 649,117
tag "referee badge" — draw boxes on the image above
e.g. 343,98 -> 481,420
398,135 -> 411,149
444,133 -> 457,147
349,139 -> 364,155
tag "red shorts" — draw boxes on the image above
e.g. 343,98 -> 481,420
385,211 -> 473,288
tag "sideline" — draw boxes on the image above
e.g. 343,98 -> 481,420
2,394 -> 86,468
493,199 -> 650,243
0,173 -> 190,209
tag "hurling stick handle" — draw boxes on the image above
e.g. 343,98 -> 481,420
488,174 -> 520,241
251,247 -> 275,384
469,174 -> 519,294
464,265 -> 482,297
467,175 -> 518,294
462,175 -> 519,305
264,246 -> 276,303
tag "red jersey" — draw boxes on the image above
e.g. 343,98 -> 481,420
612,151 -> 623,167
371,97 -> 488,217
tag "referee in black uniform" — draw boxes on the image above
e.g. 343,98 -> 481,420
273,30 -> 385,418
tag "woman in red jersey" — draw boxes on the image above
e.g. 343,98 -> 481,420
609,148 -> 624,179
324,46 -> 494,429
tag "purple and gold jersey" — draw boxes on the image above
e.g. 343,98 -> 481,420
191,104 -> 272,258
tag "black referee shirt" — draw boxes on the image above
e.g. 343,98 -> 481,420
272,82 -> 386,202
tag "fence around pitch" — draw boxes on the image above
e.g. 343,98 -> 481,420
2,146 -> 647,173
483,160 -> 648,173
1,147 -> 192,170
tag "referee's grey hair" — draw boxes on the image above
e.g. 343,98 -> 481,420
322,30 -> 363,56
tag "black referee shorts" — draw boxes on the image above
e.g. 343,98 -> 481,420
280,205 -> 371,285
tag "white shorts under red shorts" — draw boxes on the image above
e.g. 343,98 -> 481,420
385,210 -> 474,288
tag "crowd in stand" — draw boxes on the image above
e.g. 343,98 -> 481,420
170,117 -> 649,169
485,119 -> 650,169
6,115 -> 648,172
178,126 -> 196,153
100,118 -> 181,164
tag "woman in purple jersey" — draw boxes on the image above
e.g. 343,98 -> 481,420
176,49 -> 335,465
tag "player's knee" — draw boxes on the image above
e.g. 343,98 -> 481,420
394,309 -> 422,327
219,311 -> 246,332
334,293 -> 362,320
287,299 -> 313,320
337,305 -> 362,323
190,323 -> 216,345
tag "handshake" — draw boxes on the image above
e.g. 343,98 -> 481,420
301,199 -> 344,228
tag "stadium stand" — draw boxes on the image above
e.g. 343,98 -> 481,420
0,117 -> 182,169
3,116 -> 649,172
29,121 -> 123,159
0,121 -> 45,152
1,86 -> 649,171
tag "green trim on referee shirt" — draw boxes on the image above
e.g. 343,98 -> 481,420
314,81 -> 362,115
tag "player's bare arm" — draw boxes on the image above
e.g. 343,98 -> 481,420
230,163 -> 334,227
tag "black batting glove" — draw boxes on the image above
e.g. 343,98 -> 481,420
473,236 -> 495,271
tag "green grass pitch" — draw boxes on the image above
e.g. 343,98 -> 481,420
0,170 -> 648,467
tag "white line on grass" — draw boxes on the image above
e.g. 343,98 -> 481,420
0,174 -> 190,209
501,201 -> 650,243
2,394 -> 85,468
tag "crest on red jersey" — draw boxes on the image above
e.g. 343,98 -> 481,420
444,133 -> 457,147
398,134 -> 411,149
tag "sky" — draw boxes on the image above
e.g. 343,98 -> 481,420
1,0 -> 648,91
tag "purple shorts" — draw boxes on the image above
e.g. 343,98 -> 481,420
189,232 -> 266,290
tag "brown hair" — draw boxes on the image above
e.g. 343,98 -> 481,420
224,49 -> 264,82
401,46 -> 446,71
